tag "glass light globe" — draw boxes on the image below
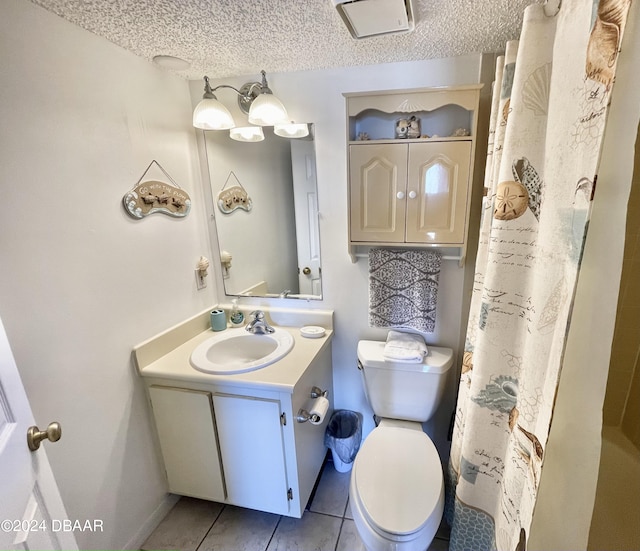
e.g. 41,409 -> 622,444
248,93 -> 289,126
193,98 -> 235,130
229,126 -> 265,142
274,123 -> 309,138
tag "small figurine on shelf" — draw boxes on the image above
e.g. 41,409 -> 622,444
395,116 -> 420,139
357,132 -> 370,141
452,128 -> 471,137
407,116 -> 421,139
395,118 -> 409,139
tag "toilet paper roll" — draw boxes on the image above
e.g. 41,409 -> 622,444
309,396 -> 329,425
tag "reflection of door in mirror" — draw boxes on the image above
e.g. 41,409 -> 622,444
291,140 -> 321,296
204,127 -> 322,299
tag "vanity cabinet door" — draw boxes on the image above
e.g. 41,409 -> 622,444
212,394 -> 290,515
148,386 -> 225,501
406,141 -> 472,244
349,143 -> 408,243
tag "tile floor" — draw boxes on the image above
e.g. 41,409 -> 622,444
141,457 -> 450,551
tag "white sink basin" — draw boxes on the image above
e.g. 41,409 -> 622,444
189,328 -> 294,375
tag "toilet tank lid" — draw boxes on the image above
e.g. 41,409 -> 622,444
357,341 -> 453,374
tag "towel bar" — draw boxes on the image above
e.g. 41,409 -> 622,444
354,253 -> 461,261
348,244 -> 467,267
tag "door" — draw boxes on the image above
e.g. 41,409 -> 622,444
0,316 -> 78,551
406,141 -> 472,244
291,140 -> 321,296
349,144 -> 407,242
212,393 -> 289,515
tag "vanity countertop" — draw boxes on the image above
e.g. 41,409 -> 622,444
134,307 -> 333,393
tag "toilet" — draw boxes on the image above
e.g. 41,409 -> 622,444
349,340 -> 453,551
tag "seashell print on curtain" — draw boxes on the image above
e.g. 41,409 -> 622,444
446,1 -> 632,550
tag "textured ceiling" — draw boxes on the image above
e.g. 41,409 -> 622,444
28,0 -> 533,80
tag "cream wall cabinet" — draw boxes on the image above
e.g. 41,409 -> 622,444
349,140 -> 472,244
345,86 -> 482,263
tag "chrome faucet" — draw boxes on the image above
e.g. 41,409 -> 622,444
245,310 -> 275,334
280,289 -> 291,298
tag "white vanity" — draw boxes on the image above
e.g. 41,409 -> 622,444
134,307 -> 334,518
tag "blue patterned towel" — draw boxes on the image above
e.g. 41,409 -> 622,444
369,248 -> 442,333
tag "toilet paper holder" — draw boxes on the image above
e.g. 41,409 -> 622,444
296,387 -> 329,423
310,386 -> 328,399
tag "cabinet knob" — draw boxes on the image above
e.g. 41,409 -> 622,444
408,190 -> 417,199
396,191 -> 405,200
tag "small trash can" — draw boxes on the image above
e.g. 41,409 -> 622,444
324,409 -> 363,473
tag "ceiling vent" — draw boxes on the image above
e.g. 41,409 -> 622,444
332,0 -> 415,39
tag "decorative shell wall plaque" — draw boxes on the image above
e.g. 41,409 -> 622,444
123,160 -> 191,219
217,171 -> 253,214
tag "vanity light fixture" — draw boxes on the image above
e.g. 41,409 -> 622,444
274,122 -> 309,139
193,70 -> 289,138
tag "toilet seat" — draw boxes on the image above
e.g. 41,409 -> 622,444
352,425 -> 444,539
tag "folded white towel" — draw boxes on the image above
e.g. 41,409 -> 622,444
383,330 -> 428,363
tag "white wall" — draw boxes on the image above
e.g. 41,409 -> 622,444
0,1 -> 215,549
191,55 -> 492,455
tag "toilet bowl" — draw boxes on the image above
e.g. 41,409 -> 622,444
349,420 -> 444,551
350,341 -> 453,551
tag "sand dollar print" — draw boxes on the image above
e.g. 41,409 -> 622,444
462,351 -> 473,374
502,98 -> 511,124
494,181 -> 529,220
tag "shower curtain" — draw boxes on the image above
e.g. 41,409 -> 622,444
446,1 -> 632,550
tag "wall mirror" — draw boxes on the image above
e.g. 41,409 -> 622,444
204,125 -> 322,300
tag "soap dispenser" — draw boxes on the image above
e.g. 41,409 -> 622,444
229,299 -> 244,327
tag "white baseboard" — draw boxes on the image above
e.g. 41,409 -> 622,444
123,493 -> 180,550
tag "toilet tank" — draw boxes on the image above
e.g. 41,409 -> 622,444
357,340 -> 453,422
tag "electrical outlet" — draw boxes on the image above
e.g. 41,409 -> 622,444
195,269 -> 207,290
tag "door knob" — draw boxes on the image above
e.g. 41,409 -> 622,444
302,267 -> 311,275
27,422 -> 61,451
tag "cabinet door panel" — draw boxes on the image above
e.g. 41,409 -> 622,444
149,386 -> 225,501
406,141 -> 471,244
349,144 -> 407,242
212,394 -> 289,515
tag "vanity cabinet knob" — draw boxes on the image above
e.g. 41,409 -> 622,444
396,191 -> 405,200
408,190 -> 417,199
